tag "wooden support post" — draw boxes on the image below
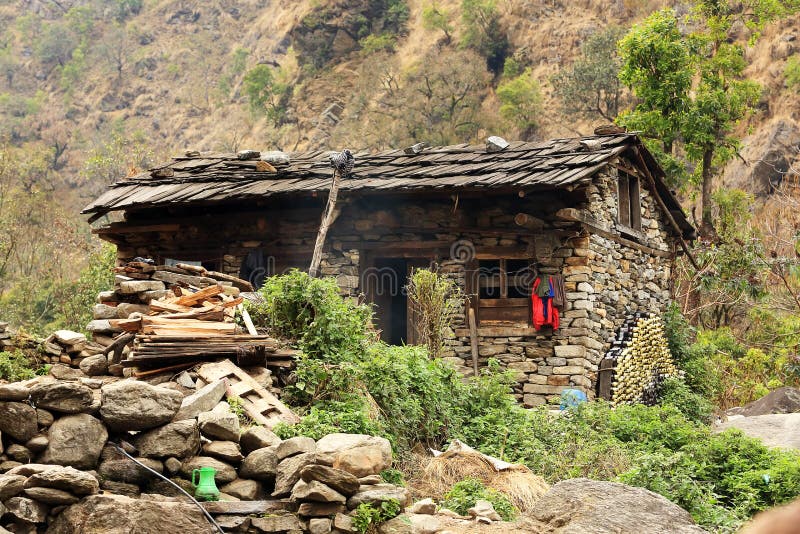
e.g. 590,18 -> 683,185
514,213 -> 546,231
468,307 -> 479,375
309,169 -> 342,277
239,305 -> 258,336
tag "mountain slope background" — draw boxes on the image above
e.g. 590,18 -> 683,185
1,0 -> 800,331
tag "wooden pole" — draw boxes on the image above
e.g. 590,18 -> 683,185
468,307 -> 479,375
309,169 -> 342,277
514,213 -> 546,231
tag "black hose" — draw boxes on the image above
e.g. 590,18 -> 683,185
110,442 -> 225,533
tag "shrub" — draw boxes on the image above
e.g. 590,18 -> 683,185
351,499 -> 401,533
496,68 -> 542,138
0,350 -> 38,381
785,54 -> 800,89
406,268 -> 463,359
441,478 -> 517,520
359,33 -> 397,54
461,0 -> 509,74
659,377 -> 714,424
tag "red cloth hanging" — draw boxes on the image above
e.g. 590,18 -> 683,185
532,277 -> 560,330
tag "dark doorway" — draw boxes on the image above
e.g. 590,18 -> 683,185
371,258 -> 409,345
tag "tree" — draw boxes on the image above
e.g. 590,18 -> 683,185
496,68 -> 542,139
552,26 -> 629,122
422,2 -> 453,44
242,65 -> 290,126
617,2 -> 796,237
460,0 -> 509,75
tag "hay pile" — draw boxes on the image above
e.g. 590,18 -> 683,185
410,441 -> 550,514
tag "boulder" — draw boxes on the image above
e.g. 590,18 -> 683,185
347,484 -> 411,510
300,465 -> 360,496
249,514 -> 304,533
292,479 -> 346,503
379,514 -> 441,534
97,458 -> 163,485
409,498 -> 436,515
134,419 -> 201,459
334,513 -> 354,533
100,380 -> 182,431
179,456 -> 237,485
0,474 -> 26,500
530,478 -> 706,533
198,403 -> 240,442
315,433 -> 392,477
37,408 -> 54,427
273,452 -> 317,497
239,447 -> 279,481
41,414 -> 108,469
23,487 -> 79,505
275,436 -> 316,461
46,493 -> 215,533
219,478 -> 263,500
731,388 -> 800,417
240,426 -> 281,453
0,401 -> 38,441
164,458 -> 182,475
715,413 -> 800,450
201,441 -> 243,464
6,464 -> 55,477
173,379 -> 227,421
309,517 -> 332,534
4,496 -> 49,523
6,444 -> 32,463
30,382 -> 94,413
298,502 -> 346,517
117,280 -> 166,294
0,383 -> 30,401
24,466 -> 100,495
25,435 -> 49,453
100,480 -> 141,498
53,330 -> 86,346
79,355 -> 109,377
468,499 -> 501,521
215,515 -> 251,531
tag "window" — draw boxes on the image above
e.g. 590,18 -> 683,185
617,172 -> 642,231
471,258 -> 533,326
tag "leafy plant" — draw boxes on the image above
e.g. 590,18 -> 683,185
786,54 -> 800,89
242,65 -> 291,125
496,68 -> 542,139
406,268 -> 463,359
460,0 -> 509,74
442,478 -> 517,520
351,499 -> 402,533
0,350 -> 38,381
422,2 -> 453,43
380,468 -> 405,486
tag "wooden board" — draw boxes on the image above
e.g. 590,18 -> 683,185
197,360 -> 300,428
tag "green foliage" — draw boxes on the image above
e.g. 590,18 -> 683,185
406,268 -> 463,359
460,0 -> 509,74
82,126 -> 155,186
50,244 -> 115,333
0,350 -> 37,381
496,68 -> 542,138
247,270 -> 373,360
380,469 -> 405,486
658,377 -> 714,424
786,54 -> 800,89
242,65 -> 290,125
442,478 -> 517,521
359,33 -> 397,54
552,26 -> 628,121
351,499 -> 401,533
421,2 -> 453,42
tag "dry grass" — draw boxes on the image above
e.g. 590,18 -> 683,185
407,450 -> 550,514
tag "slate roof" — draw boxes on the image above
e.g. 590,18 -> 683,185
82,133 -> 693,237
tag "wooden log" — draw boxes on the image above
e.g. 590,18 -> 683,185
309,169 -> 342,277
514,213 -> 546,231
468,307 -> 479,375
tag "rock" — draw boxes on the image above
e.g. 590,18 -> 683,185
49,364 -> 86,380
309,517 -> 332,534
6,464 -> 55,477
300,465 -> 360,496
409,498 -> 436,515
239,447 -> 279,481
41,414 -> 108,469
347,484 -> 411,510
4,496 -> 49,523
97,457 -> 163,485
92,304 -> 117,320
24,466 -> 100,495
0,402 -> 38,441
86,319 -> 120,333
298,502 -> 346,517
220,478 -> 263,500
0,474 -> 26,500
250,513 -> 304,533
179,456 -> 237,484
334,512 -> 354,533
100,480 -> 141,498
30,382 -> 94,413
291,479 -> 346,503
37,408 -> 54,427
530,478 -> 706,533
173,379 -> 227,421
0,383 -> 30,401
358,475 -> 383,485
380,514 -> 441,534
202,441 -> 243,464
6,444 -> 31,463
25,434 -> 50,452
164,457 -> 182,475
468,499 -> 501,521
175,372 -> 196,389
715,413 -> 800,450
134,419 -> 200,459
0,461 -> 22,473
275,436 -> 316,461
240,426 -> 281,453
198,403 -> 240,441
79,355 -> 109,376
214,515 -> 251,531
315,433 -> 392,477
117,280 -> 166,294
46,493 -> 215,533
273,452 -> 317,497
435,508 -> 462,518
114,302 -> 150,318
731,388 -> 800,417
100,380 -> 182,430
53,330 -> 87,346
23,487 -> 79,505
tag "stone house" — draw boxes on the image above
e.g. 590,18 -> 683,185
83,133 -> 695,406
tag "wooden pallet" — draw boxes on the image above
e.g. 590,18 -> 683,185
197,360 -> 300,429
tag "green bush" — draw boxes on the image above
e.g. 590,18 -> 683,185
441,478 -> 517,520
360,33 -> 397,54
659,377 -> 714,424
351,499 -> 401,533
785,54 -> 800,89
0,350 -> 38,381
